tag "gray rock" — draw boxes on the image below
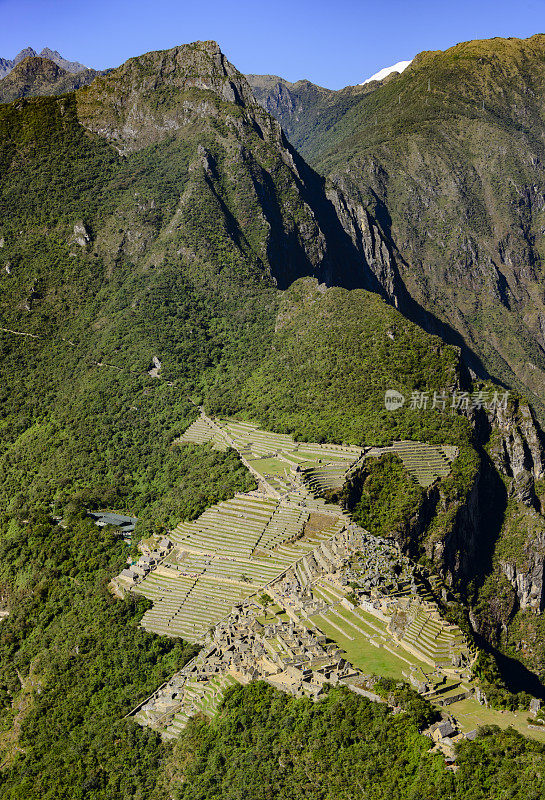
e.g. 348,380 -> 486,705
72,221 -> 91,248
512,470 -> 538,508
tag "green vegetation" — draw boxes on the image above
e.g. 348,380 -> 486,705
494,498 -> 545,569
373,677 -> 438,727
332,454 -> 425,546
308,612 -> 433,679
283,34 -> 545,422
0,57 -> 97,104
137,444 -> 257,534
208,279 -> 473,449
473,651 -> 533,711
0,38 -> 543,797
246,74 -> 369,154
155,681 -> 545,800
0,509 -> 196,798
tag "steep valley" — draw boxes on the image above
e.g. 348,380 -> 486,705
249,35 -> 545,421
1,35 -> 545,799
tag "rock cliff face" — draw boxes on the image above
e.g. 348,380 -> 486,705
383,396 -> 545,638
0,58 -> 12,80
501,550 -> 545,613
77,41 -> 259,153
489,402 -> 545,481
73,41 -> 397,292
326,182 -> 406,301
253,35 -> 545,424
480,402 -> 545,614
435,401 -> 545,621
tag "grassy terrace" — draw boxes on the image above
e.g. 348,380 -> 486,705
133,487 -> 345,641
180,415 -> 365,485
366,441 -> 457,487
446,696 -> 545,742
309,585 -> 436,679
180,415 -> 457,490
162,674 -> 239,740
308,573 -> 471,678
310,614 -> 414,679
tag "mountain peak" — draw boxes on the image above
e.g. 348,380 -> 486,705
0,47 -> 89,80
0,55 -> 98,103
360,59 -> 413,85
39,47 -> 62,59
13,47 -> 37,65
9,55 -> 65,76
39,47 -> 89,73
76,40 -> 259,152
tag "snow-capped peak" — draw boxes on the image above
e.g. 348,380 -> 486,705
360,59 -> 413,86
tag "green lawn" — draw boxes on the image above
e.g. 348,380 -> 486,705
310,614 -> 411,679
447,697 -> 545,742
248,457 -> 291,476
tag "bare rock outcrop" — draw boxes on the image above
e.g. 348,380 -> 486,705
71,221 -> 91,248
488,401 -> 545,480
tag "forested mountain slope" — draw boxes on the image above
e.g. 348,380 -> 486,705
245,74 -> 371,152
1,37 -> 545,797
0,39 -> 470,554
252,35 -> 545,422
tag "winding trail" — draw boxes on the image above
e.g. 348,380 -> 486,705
0,327 -> 40,339
0,326 -> 156,375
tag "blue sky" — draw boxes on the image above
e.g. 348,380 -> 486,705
1,0 -> 544,88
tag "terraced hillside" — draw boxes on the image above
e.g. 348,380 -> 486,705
180,413 -> 457,491
122,413 -> 475,740
308,582 -> 468,676
401,605 -> 467,668
129,491 -> 345,641
366,441 -> 458,487
131,514 -> 478,742
144,413 -> 458,641
180,412 -> 365,496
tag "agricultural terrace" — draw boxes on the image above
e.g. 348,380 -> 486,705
132,414 -> 459,641
180,414 -> 457,490
127,413 -> 545,746
366,441 -> 458,487
133,492 -> 345,641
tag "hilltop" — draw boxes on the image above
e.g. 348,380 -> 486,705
251,34 -> 545,424
0,56 -> 98,103
0,36 -> 545,797
0,46 -> 88,78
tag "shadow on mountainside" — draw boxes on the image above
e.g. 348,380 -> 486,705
284,143 -> 493,382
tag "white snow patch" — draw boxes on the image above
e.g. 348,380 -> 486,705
360,59 -> 413,85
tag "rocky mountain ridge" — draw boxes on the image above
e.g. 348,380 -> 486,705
249,40 -> 545,677
246,73 -> 379,152
0,46 -> 88,78
2,36 -> 545,686
0,56 -> 99,103
2,36 -> 545,794
73,40 -> 394,291
249,35 -> 545,428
